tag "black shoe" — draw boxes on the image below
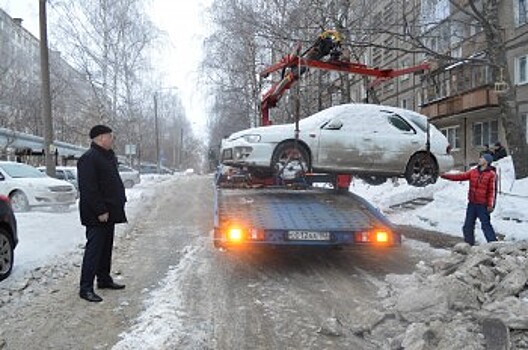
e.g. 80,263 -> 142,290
97,281 -> 125,290
80,291 -> 103,302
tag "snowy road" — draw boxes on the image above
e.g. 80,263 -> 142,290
0,176 -> 467,349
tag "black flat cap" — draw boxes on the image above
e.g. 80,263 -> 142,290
89,125 -> 112,139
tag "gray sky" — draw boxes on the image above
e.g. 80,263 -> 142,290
0,0 -> 211,138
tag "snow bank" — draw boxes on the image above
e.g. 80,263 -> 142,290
352,156 -> 528,243
361,241 -> 528,349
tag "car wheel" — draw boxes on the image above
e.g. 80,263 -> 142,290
271,141 -> 310,179
359,175 -> 387,186
9,191 -> 30,212
124,180 -> 135,188
405,152 -> 439,187
0,228 -> 14,281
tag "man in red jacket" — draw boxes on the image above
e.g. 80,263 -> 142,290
441,153 -> 497,245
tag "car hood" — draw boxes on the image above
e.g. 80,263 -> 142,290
8,176 -> 74,188
226,124 -> 296,141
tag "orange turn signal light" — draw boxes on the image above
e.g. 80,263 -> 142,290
227,227 -> 244,242
376,231 -> 389,243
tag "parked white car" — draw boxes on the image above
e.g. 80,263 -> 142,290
118,164 -> 141,188
0,162 -> 77,212
38,166 -> 78,192
220,104 -> 454,186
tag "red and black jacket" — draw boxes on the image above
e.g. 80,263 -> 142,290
441,166 -> 497,209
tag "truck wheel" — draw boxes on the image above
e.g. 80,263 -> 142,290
359,175 -> 387,186
0,228 -> 14,281
9,191 -> 30,212
272,141 -> 310,177
405,153 -> 438,187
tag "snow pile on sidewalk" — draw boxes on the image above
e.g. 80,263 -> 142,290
0,175 -> 163,306
352,156 -> 528,243
358,241 -> 528,349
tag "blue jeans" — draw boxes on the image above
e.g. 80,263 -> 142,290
462,203 -> 497,245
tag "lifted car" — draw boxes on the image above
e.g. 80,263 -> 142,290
221,104 -> 454,186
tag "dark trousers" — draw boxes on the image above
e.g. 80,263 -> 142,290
80,225 -> 115,293
462,203 -> 497,245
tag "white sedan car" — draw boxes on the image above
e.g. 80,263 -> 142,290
220,104 -> 454,186
0,162 -> 77,212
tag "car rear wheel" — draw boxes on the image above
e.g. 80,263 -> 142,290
405,153 -> 438,187
271,141 -> 310,179
9,191 -> 30,212
0,228 -> 14,281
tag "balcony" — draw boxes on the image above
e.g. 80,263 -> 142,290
420,86 -> 499,119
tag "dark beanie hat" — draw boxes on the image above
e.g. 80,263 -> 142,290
482,153 -> 493,164
89,125 -> 112,139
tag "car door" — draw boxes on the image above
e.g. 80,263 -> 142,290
314,115 -> 371,172
366,111 -> 424,173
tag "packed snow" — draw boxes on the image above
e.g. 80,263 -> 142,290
353,156 -> 528,243
1,157 -> 527,349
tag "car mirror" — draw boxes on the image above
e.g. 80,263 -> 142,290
325,120 -> 343,130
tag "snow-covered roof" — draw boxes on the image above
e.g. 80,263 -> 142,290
0,127 -> 87,157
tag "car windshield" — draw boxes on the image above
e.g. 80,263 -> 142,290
1,163 -> 47,178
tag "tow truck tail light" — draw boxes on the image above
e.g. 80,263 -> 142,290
376,231 -> 389,243
355,229 -> 392,244
227,227 -> 244,243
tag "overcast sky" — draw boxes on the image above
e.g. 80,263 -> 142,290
0,0 -> 211,138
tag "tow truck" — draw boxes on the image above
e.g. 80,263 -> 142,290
213,30 -> 429,249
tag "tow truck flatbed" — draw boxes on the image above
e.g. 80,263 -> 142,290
213,184 -> 400,249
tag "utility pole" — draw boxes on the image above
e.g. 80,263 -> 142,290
153,93 -> 160,174
179,127 -> 183,170
39,0 -> 55,176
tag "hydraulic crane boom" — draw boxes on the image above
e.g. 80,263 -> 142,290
259,30 -> 429,126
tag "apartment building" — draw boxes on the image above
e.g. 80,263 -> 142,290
0,7 -> 96,147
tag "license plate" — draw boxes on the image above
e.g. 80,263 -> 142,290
287,231 -> 331,241
57,194 -> 72,202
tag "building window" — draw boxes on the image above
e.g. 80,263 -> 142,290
516,55 -> 528,84
400,98 -> 408,109
516,0 -> 528,25
451,46 -> 462,59
473,120 -> 499,146
441,126 -> 461,149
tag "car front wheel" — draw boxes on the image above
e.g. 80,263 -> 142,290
405,153 -> 438,187
271,141 -> 310,179
0,228 -> 14,281
9,191 -> 30,212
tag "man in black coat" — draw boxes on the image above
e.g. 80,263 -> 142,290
77,125 -> 127,302
493,142 -> 508,161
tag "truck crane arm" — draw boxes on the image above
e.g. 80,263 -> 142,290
259,30 -> 429,126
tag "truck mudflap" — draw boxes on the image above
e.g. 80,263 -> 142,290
213,186 -> 401,249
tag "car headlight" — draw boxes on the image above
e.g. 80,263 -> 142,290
242,134 -> 261,143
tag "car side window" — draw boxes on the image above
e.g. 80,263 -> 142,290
387,114 -> 415,133
0,172 -> 4,181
